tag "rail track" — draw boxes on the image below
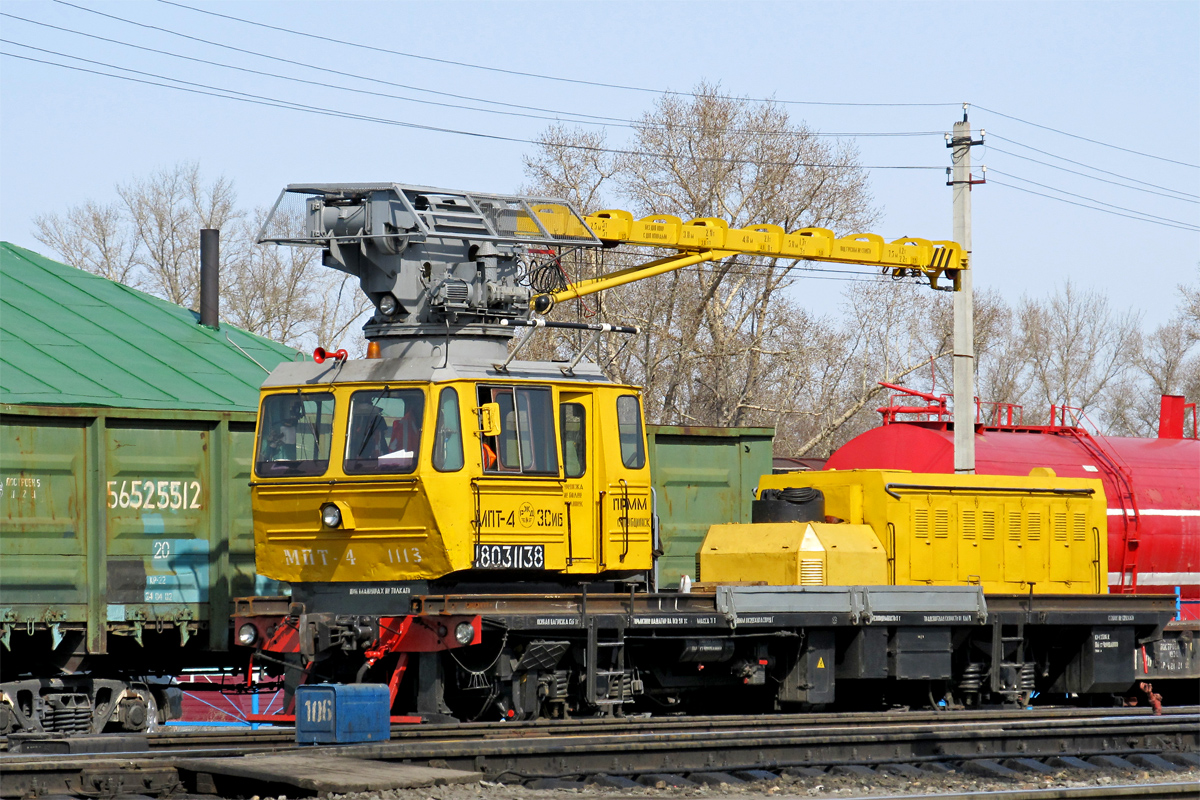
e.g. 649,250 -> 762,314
865,786 -> 1199,800
2,707 -> 1196,799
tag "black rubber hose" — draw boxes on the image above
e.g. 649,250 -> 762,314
778,486 -> 822,505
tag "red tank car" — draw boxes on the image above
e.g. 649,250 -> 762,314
825,390 -> 1199,619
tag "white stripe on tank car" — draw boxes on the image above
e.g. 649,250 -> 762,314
1106,509 -> 1200,516
1107,572 -> 1200,586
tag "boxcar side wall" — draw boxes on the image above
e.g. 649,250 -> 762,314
0,405 -> 275,663
646,425 -> 774,589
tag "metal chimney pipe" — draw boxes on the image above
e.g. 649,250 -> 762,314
199,228 -> 219,329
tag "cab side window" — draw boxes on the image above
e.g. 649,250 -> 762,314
616,394 -> 645,469
478,385 -> 559,476
433,387 -> 464,472
560,403 -> 586,479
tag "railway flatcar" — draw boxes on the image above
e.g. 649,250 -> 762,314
246,181 -> 964,598
233,182 -> 1187,724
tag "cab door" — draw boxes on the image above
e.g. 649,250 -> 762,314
559,391 -> 597,571
473,384 -> 566,571
599,393 -> 653,571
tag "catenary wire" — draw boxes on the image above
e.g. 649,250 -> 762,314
152,0 -> 1196,168
23,18 -> 1190,232
0,12 -> 947,139
48,1 -> 946,133
15,50 -> 1191,237
0,48 -> 948,171
987,179 -> 1199,232
48,0 -> 624,124
153,0 -> 955,109
0,48 -> 586,144
0,12 -> 611,127
989,134 -> 1199,198
988,169 -> 1200,227
985,145 -> 1200,202
974,104 -> 1199,169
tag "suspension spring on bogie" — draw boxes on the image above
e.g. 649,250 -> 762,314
959,662 -> 985,691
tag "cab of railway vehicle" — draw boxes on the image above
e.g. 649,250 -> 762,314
251,355 -> 654,586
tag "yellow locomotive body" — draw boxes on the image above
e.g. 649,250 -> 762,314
701,469 -> 1109,594
252,357 -> 654,585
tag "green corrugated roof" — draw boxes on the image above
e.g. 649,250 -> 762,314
1,242 -> 302,412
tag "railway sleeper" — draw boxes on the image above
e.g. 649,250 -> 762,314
4,738 -> 1195,799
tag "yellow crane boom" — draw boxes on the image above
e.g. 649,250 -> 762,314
528,206 -> 967,313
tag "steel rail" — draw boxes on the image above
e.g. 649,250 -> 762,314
5,704 -> 1193,753
2,708 -> 1195,798
4,705 -> 1197,754
866,785 -> 1200,800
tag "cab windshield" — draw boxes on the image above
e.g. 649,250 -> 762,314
344,389 -> 425,475
256,393 -> 335,477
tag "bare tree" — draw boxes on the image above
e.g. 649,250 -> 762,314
1107,316 -> 1200,436
1181,272 -> 1200,338
34,200 -> 140,287
785,277 -> 950,456
1015,281 -> 1142,430
28,162 -> 370,354
522,124 -> 618,213
223,209 -> 371,353
118,163 -> 239,307
523,83 -> 879,432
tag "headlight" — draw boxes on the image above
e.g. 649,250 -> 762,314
237,623 -> 258,646
455,622 -> 475,645
321,504 -> 342,528
379,293 -> 398,316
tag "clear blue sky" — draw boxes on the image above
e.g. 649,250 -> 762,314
2,1 -> 1197,328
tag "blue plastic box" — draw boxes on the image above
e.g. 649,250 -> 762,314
294,683 -> 390,744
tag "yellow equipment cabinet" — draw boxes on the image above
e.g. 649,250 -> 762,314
700,469 -> 1108,593
252,365 -> 654,585
701,521 -> 888,586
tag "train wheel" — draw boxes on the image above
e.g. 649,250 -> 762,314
143,691 -> 160,733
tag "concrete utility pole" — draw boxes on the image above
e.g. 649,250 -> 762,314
948,107 -> 984,474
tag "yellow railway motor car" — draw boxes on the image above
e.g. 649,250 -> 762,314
250,181 -> 966,600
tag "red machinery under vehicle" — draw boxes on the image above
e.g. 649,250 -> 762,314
825,388 -> 1199,620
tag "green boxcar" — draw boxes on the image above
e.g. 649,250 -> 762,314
646,425 -> 774,589
0,242 -> 299,733
0,405 -> 274,655
1,417 -> 773,655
